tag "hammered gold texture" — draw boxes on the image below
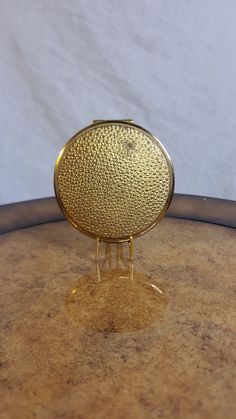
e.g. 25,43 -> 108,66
55,123 -> 172,240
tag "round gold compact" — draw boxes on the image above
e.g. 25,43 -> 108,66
54,120 -> 174,242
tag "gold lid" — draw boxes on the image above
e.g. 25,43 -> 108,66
54,120 -> 174,242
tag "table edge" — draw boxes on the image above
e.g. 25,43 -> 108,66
0,194 -> 235,235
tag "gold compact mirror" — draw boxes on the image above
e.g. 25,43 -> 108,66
54,120 -> 174,243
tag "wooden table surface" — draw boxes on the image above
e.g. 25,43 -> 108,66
0,194 -> 235,419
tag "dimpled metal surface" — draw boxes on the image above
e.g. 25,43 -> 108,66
54,121 -> 173,241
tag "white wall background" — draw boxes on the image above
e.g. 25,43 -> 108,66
0,0 -> 236,204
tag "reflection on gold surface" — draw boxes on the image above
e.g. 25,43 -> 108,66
66,242 -> 167,333
66,267 -> 166,333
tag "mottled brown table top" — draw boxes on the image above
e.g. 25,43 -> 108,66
0,208 -> 235,418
